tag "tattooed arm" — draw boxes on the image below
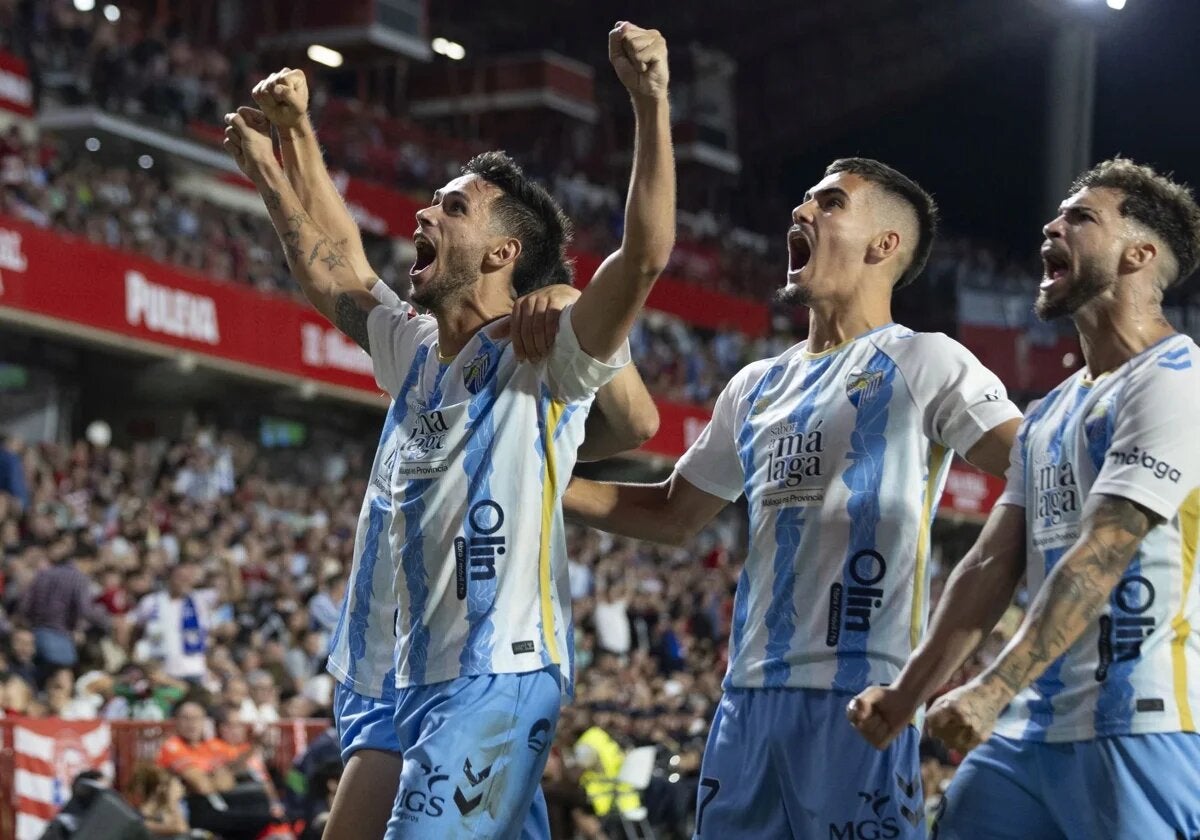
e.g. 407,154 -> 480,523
224,109 -> 378,351
925,492 -> 1161,751
250,68 -> 377,285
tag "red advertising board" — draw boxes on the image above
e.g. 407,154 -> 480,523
939,459 -> 1006,520
0,50 -> 33,117
0,215 -> 718,457
0,215 -> 384,399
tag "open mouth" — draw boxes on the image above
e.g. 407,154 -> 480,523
1040,246 -> 1070,290
411,232 -> 437,277
788,227 -> 811,275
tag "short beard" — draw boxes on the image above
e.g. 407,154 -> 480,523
1034,257 -> 1115,321
774,282 -> 813,308
411,249 -> 477,313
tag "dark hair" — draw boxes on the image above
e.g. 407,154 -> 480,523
1070,158 -> 1200,287
462,151 -> 575,295
824,157 -> 939,289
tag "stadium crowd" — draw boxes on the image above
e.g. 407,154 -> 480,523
0,422 -> 1024,838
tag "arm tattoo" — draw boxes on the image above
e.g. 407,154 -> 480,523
985,494 -> 1159,696
263,188 -> 282,211
334,292 -> 371,353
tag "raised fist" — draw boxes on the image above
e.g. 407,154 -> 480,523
223,107 -> 275,181
608,22 -> 669,101
252,68 -> 309,129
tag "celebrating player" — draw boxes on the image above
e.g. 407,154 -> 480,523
226,21 -> 673,839
565,158 -> 1021,838
243,61 -> 659,840
849,159 -> 1200,838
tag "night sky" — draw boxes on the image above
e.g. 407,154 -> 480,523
779,0 -> 1200,267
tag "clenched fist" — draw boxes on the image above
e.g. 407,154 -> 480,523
223,107 -> 276,181
608,22 -> 669,101
926,681 -> 1007,753
252,67 -> 309,130
846,685 -> 920,750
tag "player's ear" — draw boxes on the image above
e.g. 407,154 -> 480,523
866,229 -> 901,266
1119,238 -> 1157,275
483,236 -> 521,271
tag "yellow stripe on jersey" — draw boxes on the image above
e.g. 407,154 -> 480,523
538,399 -> 568,665
1172,488 -> 1200,731
911,444 -> 950,650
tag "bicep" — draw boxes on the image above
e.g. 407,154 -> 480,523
1080,493 -> 1162,551
964,418 -> 1021,478
569,252 -> 649,361
333,290 -> 379,353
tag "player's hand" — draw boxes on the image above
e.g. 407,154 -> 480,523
251,67 -> 309,130
926,681 -> 1005,753
496,283 -> 582,362
846,685 -> 919,750
608,22 -> 669,101
223,107 -> 276,181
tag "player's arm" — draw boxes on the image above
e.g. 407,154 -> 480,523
223,108 -> 378,351
578,365 -> 660,461
502,281 -> 660,458
251,69 -> 377,285
569,23 -> 674,361
849,502 -> 1026,748
564,472 -> 727,545
963,417 -> 1021,478
959,494 -> 1157,710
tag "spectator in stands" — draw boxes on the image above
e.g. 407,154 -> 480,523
0,434 -> 27,509
132,555 -> 241,684
7,626 -> 38,688
297,761 -> 342,840
128,764 -> 191,839
305,573 -> 343,636
213,703 -> 287,820
16,541 -> 111,680
574,714 -> 642,834
594,579 -> 632,658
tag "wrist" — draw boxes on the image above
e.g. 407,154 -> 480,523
276,116 -> 313,144
630,92 -> 669,114
975,671 -> 1018,707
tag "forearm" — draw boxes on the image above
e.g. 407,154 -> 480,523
564,478 -> 689,545
252,164 -> 377,346
978,522 -> 1137,700
578,365 -> 659,461
277,117 -> 374,281
621,97 -> 675,274
894,547 -> 1023,703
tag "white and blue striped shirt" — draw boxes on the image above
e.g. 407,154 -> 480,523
676,324 -> 1020,693
359,302 -> 628,692
994,335 -> 1200,742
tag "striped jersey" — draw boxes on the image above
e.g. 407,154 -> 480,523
993,334 -> 1200,742
676,323 -> 1020,693
327,282 -> 405,700
366,302 -> 627,692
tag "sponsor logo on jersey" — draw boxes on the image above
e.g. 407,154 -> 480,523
455,499 -> 505,597
1107,446 -> 1182,483
1096,574 -> 1156,681
1032,454 -> 1081,548
826,550 -> 887,644
762,419 -> 826,507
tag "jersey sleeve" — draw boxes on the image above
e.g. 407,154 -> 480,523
900,334 -> 1022,455
542,304 -> 632,402
997,413 -> 1032,508
366,298 -> 434,398
1090,357 -> 1200,520
674,363 -> 761,502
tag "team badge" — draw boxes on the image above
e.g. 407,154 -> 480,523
463,350 -> 492,394
845,367 -> 884,406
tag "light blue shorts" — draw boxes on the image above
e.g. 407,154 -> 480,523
934,732 -> 1200,839
384,666 -> 561,840
332,681 -> 402,763
694,686 -> 926,839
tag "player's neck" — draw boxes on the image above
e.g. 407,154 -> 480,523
434,289 -> 514,359
1072,288 -> 1175,377
805,297 -> 893,354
